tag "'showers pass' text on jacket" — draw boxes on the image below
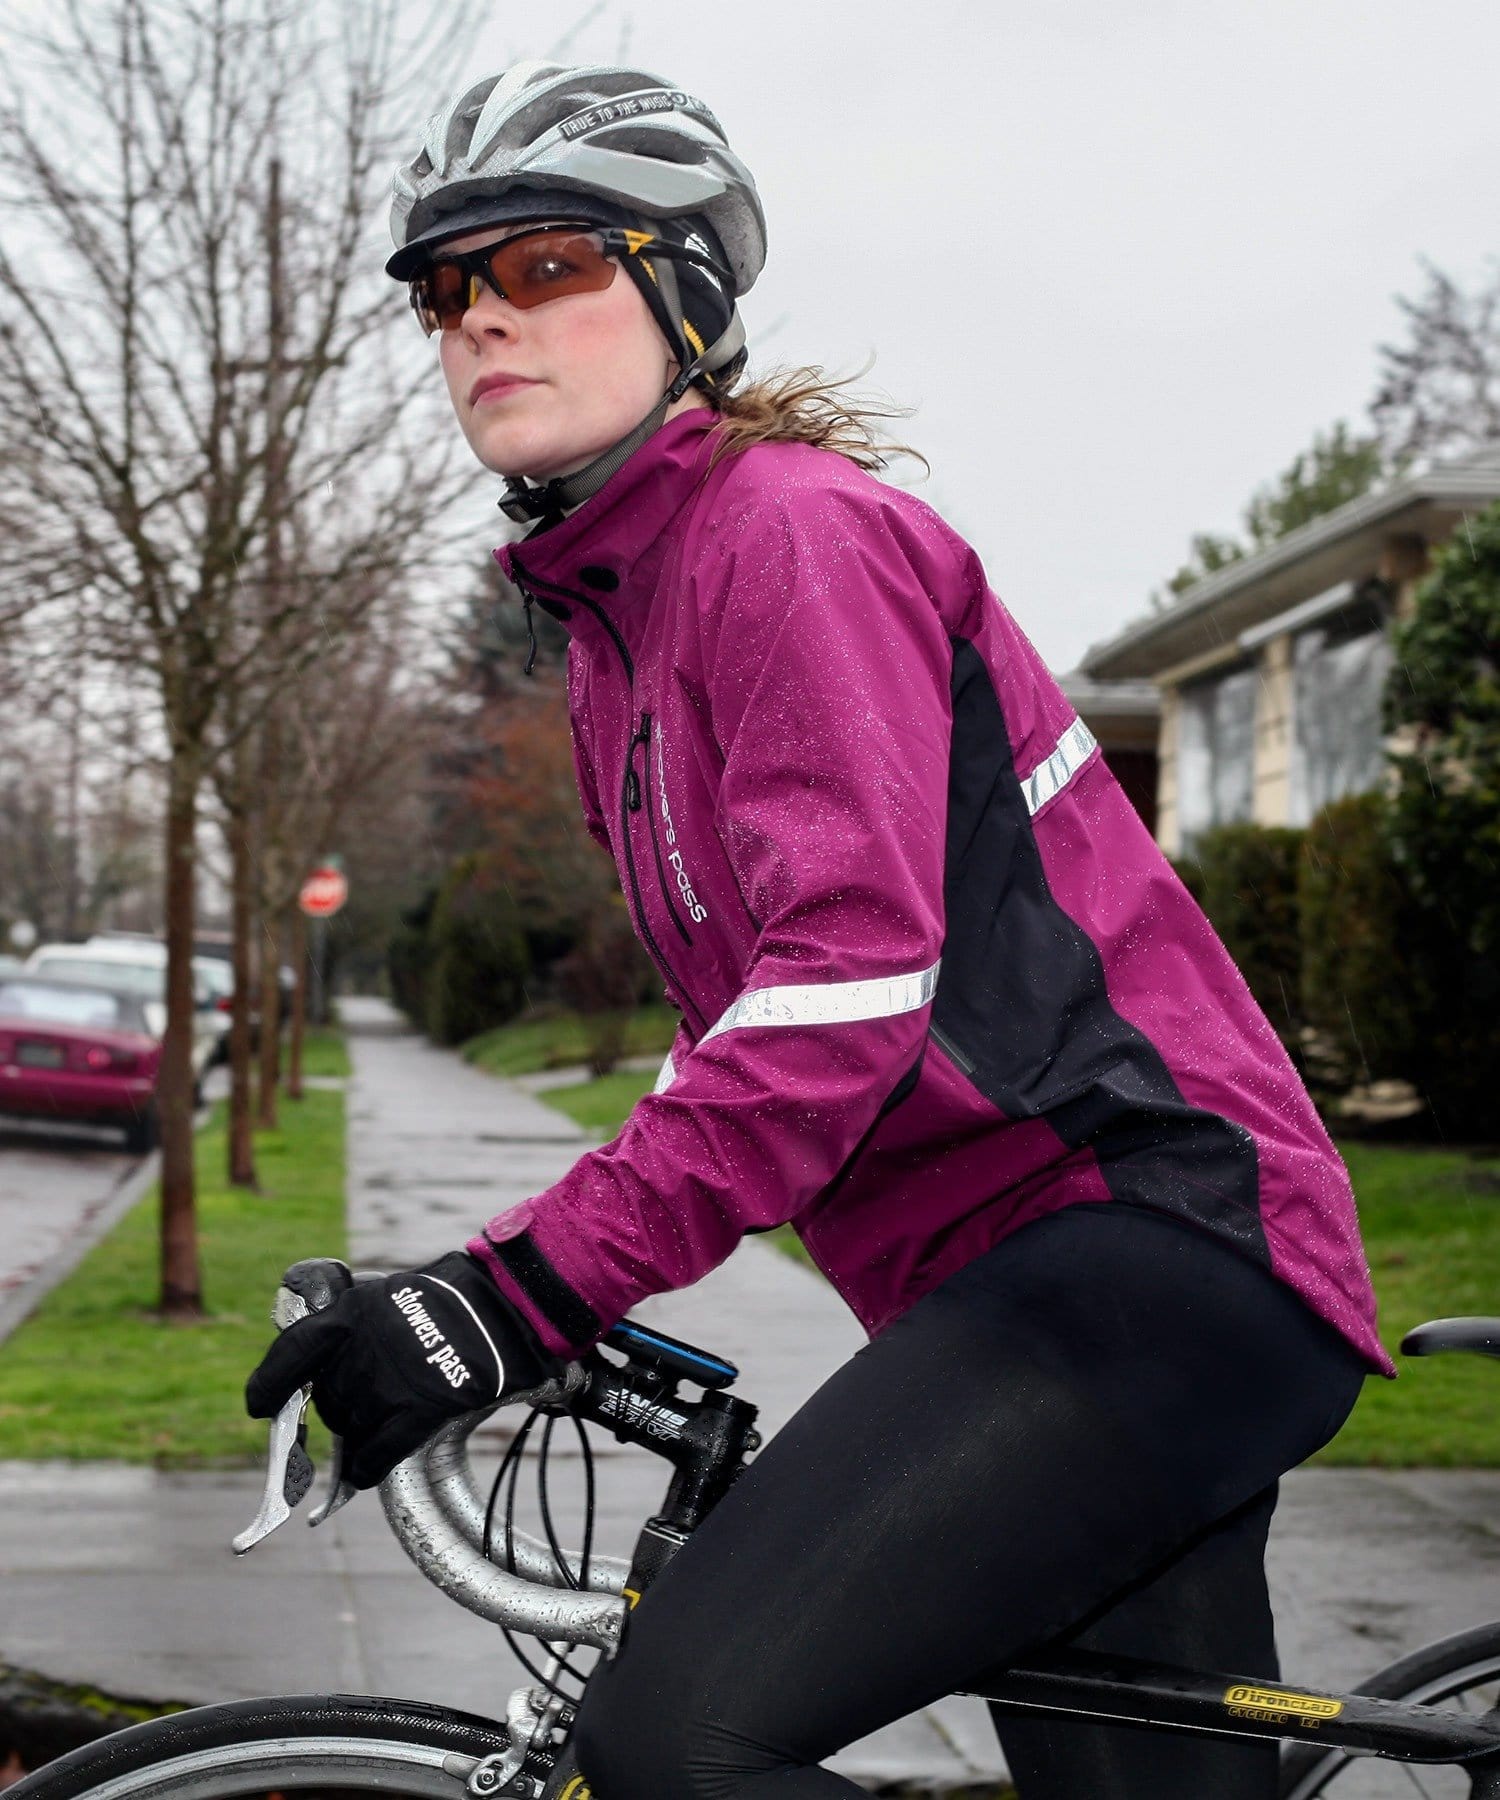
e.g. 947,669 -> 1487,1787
467,412 -> 1392,1376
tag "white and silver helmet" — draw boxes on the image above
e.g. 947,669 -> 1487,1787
390,62 -> 767,527
388,60 -> 765,294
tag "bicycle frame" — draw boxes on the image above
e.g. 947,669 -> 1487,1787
363,1323 -> 1500,1793
976,1648 -> 1500,1782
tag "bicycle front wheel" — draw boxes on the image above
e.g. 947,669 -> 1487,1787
8,1693 -> 517,1800
1279,1622 -> 1500,1798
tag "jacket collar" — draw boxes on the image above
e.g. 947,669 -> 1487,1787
495,411 -> 719,627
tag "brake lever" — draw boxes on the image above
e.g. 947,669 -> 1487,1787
231,1258 -> 358,1554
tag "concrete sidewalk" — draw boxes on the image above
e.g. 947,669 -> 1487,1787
2,997 -> 1498,1791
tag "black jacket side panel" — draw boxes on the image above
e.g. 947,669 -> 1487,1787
931,639 -> 1270,1266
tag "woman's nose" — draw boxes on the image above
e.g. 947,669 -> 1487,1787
461,282 -> 521,343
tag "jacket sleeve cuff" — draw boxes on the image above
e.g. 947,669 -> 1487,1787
466,1224 -> 603,1361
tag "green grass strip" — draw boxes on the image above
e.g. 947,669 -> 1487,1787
1313,1142 -> 1500,1467
539,1068 -> 669,1136
298,1025 -> 351,1079
461,1005 -> 678,1077
538,1069 -> 1500,1466
0,1087 -> 345,1466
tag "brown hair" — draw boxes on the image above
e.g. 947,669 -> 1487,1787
705,363 -> 930,477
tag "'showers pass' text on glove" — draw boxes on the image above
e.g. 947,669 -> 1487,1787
245,1251 -> 562,1488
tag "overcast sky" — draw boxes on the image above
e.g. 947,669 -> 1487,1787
435,0 -> 1500,673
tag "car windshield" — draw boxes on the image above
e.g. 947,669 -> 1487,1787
28,957 -> 165,998
0,981 -> 132,1029
194,959 -> 233,998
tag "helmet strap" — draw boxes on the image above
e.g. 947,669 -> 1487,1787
497,396 -> 671,527
495,312 -> 745,528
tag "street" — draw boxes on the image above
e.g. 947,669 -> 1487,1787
0,1122 -> 152,1346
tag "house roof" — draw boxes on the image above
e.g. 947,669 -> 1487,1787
1082,440 -> 1500,681
1056,671 -> 1159,750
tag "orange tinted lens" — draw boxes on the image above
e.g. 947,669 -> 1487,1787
428,262 -> 470,326
488,230 -> 616,309
410,262 -> 469,335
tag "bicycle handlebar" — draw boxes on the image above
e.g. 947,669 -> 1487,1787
232,1260 -> 637,1648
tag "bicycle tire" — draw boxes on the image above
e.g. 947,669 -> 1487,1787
7,1693 -> 516,1800
1278,1621 -> 1500,1798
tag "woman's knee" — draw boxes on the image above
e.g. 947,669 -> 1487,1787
574,1653 -> 783,1800
574,1662 -> 701,1800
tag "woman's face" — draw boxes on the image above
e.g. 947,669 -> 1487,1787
434,222 -> 707,480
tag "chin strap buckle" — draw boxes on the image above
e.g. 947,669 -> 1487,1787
498,479 -> 558,525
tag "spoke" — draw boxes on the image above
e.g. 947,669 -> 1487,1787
1397,1759 -> 1440,1798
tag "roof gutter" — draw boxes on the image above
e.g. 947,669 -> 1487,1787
1082,449 -> 1500,680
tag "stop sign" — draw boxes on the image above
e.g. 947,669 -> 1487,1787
299,865 -> 348,918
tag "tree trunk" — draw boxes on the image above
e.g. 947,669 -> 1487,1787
287,904 -> 307,1101
226,740 -> 257,1187
159,744 -> 203,1319
255,901 -> 283,1129
255,158 -> 287,1134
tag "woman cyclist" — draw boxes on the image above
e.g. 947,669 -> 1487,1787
248,60 -> 1393,1800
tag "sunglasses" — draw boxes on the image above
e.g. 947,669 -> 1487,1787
408,224 -> 729,337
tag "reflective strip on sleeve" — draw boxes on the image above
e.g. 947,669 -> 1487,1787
652,1051 -> 676,1095
699,960 -> 941,1048
1021,717 -> 1099,817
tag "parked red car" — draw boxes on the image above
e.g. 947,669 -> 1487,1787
0,979 -> 163,1152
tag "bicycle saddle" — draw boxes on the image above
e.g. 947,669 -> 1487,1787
1400,1317 -> 1500,1360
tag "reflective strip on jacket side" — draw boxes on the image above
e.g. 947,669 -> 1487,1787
1021,717 -> 1098,818
698,961 -> 941,1048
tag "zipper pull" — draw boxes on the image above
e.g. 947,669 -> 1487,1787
626,712 -> 651,812
521,593 -> 538,678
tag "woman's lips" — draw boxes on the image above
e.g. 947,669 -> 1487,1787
470,374 -> 540,406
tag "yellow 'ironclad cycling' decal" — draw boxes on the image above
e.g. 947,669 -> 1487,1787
1223,1685 -> 1344,1726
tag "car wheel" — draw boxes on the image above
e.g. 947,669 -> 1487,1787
123,1106 -> 160,1156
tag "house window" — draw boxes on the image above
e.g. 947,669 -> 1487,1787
1288,589 -> 1393,826
1176,664 -> 1256,847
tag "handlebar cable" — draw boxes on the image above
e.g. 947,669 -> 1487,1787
482,1405 -> 595,1704
536,1410 -> 597,1594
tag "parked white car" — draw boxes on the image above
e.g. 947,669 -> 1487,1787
24,941 -> 230,1086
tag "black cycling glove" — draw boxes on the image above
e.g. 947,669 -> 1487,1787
245,1251 -> 562,1489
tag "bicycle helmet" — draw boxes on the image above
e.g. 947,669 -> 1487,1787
389,61 -> 767,524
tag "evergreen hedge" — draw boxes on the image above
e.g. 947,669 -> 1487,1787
1382,501 -> 1500,1138
423,853 -> 531,1047
1181,823 -> 1306,1058
1298,793 -> 1414,1090
387,887 -> 437,1023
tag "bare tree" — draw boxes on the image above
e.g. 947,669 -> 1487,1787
267,594 -> 433,1101
1372,258 -> 1500,468
0,0 -> 478,1313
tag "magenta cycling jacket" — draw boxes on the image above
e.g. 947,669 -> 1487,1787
467,410 -> 1393,1377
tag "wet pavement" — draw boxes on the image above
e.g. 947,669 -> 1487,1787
1,997 -> 1497,1792
0,1125 -> 154,1347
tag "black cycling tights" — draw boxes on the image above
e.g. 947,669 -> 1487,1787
575,1204 -> 1369,1800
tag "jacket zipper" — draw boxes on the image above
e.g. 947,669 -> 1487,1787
633,712 -> 693,946
512,556 -> 636,683
510,561 -> 705,1033
622,718 -> 706,1031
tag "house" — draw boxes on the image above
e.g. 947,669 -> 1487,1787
1078,442 -> 1500,854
